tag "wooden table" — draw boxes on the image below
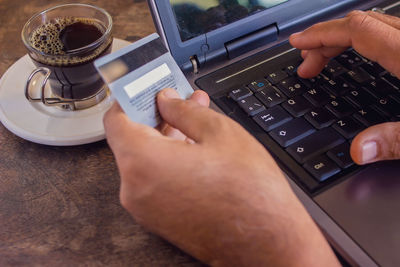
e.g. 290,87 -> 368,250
0,1 -> 203,266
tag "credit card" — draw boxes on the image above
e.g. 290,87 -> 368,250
94,33 -> 194,127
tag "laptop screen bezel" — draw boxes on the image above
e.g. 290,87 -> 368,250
151,0 -> 368,68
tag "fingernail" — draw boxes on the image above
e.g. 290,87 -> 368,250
361,141 -> 378,163
161,88 -> 179,99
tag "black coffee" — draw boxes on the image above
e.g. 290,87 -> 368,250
28,17 -> 112,100
60,21 -> 103,52
30,17 -> 106,57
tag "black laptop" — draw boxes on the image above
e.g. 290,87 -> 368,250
147,0 -> 400,266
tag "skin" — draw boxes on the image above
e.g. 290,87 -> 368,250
103,10 -> 400,267
104,89 -> 339,266
290,10 -> 400,164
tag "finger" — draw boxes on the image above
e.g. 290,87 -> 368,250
159,89 -> 210,141
190,90 -> 210,107
350,122 -> 400,164
184,90 -> 210,143
297,47 -> 346,78
297,49 -> 330,78
301,50 -> 308,59
157,88 -> 186,140
290,10 -> 400,77
157,88 -> 225,143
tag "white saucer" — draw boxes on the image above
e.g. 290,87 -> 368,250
0,38 -> 130,146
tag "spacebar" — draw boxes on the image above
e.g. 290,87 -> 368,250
286,128 -> 345,164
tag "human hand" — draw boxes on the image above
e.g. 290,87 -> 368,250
289,10 -> 400,164
103,88 -> 339,266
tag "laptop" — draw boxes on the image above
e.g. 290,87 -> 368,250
147,0 -> 400,266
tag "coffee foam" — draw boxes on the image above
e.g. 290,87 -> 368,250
29,17 -> 110,66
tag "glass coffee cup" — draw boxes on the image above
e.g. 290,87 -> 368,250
22,4 -> 113,110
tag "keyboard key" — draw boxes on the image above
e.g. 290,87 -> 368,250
333,117 -> 365,139
374,97 -> 400,118
304,155 -> 341,182
322,76 -> 354,96
299,74 -> 326,88
253,106 -> 292,132
282,95 -> 312,117
266,70 -> 288,84
303,86 -> 332,106
344,88 -> 376,108
286,128 -> 345,164
277,77 -> 306,97
304,108 -> 336,129
327,142 -> 354,169
391,92 -> 400,103
323,59 -> 347,78
353,107 -> 387,127
383,73 -> 400,89
229,87 -> 252,101
238,96 -> 266,116
269,118 -> 315,147
284,64 -> 300,76
335,50 -> 364,69
248,79 -> 270,92
361,61 -> 386,77
364,78 -> 398,98
325,98 -> 356,118
345,67 -> 374,84
255,86 -> 287,108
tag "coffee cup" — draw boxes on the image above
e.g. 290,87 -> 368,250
22,4 -> 113,110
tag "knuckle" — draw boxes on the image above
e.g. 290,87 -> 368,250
347,10 -> 365,18
347,10 -> 373,31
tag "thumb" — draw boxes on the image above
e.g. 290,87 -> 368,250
350,122 -> 400,164
103,102 -> 162,153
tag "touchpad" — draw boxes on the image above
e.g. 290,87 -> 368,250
315,160 -> 400,267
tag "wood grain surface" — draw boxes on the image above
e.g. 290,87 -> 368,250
0,0 -> 203,266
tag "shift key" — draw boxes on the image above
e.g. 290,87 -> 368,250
286,128 -> 345,164
269,118 -> 315,147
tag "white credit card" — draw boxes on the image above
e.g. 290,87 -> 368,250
94,33 -> 194,127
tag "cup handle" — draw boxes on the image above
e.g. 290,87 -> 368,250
25,67 -> 76,108
25,67 -> 51,102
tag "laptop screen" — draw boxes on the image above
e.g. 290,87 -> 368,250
170,0 -> 288,42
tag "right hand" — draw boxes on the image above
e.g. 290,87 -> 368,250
289,10 -> 400,164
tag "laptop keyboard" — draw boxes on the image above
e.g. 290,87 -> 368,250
225,49 -> 400,193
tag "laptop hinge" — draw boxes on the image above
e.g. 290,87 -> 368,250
224,23 -> 278,59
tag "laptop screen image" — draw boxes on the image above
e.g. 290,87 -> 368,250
170,0 -> 288,41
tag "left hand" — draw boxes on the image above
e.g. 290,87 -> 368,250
103,88 -> 339,267
289,10 -> 400,165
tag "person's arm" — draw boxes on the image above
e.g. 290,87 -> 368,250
104,89 -> 340,266
289,10 -> 400,164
